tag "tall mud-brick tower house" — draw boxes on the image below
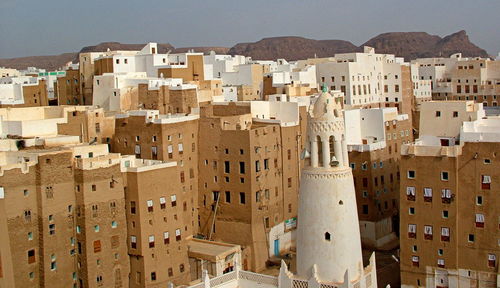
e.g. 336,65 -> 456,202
296,87 -> 378,287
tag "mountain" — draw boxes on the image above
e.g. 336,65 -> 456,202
361,30 -> 489,60
228,36 -> 358,61
0,31 -> 490,70
0,53 -> 78,71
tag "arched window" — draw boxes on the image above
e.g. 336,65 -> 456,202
325,232 -> 331,241
317,136 -> 323,167
329,136 -> 335,164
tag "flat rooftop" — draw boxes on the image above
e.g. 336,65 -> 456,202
188,238 -> 240,261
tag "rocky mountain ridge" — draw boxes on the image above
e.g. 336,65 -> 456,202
0,31 -> 490,71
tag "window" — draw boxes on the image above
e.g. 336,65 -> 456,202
412,256 -> 419,267
408,224 -> 416,238
167,145 -> 173,159
481,175 -> 491,190
130,201 -> 136,214
225,191 -> 231,203
424,225 -> 433,240
441,171 -> 449,181
151,272 -> 156,281
437,259 -> 445,268
488,254 -> 496,268
111,221 -> 117,228
264,159 -> 269,170
423,188 -> 432,202
28,249 -> 36,264
49,224 -> 56,235
130,236 -> 137,249
476,196 -> 483,205
94,225 -> 100,232
148,235 -> 155,248
168,268 -> 173,277
287,177 -> 292,188
28,232 -> 33,240
180,264 -> 185,273
171,195 -> 177,207
468,234 -> 475,242
93,240 -> 101,253
178,143 -> 184,155
441,189 -> 452,203
406,186 -> 416,201
256,191 -> 261,202
442,210 -> 449,218
362,205 -> 368,214
407,170 -> 415,179
453,111 -> 459,118
475,213 -> 485,228
160,197 -> 166,209
50,256 -> 56,271
92,184 -> 97,192
239,162 -> 245,174
163,232 -> 170,244
239,192 -> 246,204
325,232 -> 331,241
435,111 -> 441,117
395,85 -> 399,93
441,227 -> 450,241
175,229 -> 181,241
224,161 -> 230,173
255,160 -> 261,172
409,207 -> 415,215
147,200 -> 154,212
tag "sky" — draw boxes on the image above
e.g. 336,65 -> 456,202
0,0 -> 499,59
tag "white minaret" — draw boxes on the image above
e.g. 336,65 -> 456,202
297,87 -> 364,283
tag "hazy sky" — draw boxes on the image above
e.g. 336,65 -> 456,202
1,0 -> 499,58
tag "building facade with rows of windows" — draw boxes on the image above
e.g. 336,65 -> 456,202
400,101 -> 500,287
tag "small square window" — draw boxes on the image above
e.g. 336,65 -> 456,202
438,249 -> 443,256
453,111 -> 459,118
409,207 -> 415,215
442,210 -> 449,218
476,196 -> 483,205
468,234 -> 475,242
407,170 -> 416,179
436,111 -> 441,117
441,171 -> 449,181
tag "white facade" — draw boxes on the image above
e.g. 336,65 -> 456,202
316,47 -> 405,107
204,52 -> 248,80
0,76 -> 41,105
0,67 -> 20,78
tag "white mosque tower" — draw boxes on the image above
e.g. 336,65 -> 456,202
296,86 -> 376,286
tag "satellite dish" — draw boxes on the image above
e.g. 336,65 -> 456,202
300,149 -> 310,160
331,156 -> 339,167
